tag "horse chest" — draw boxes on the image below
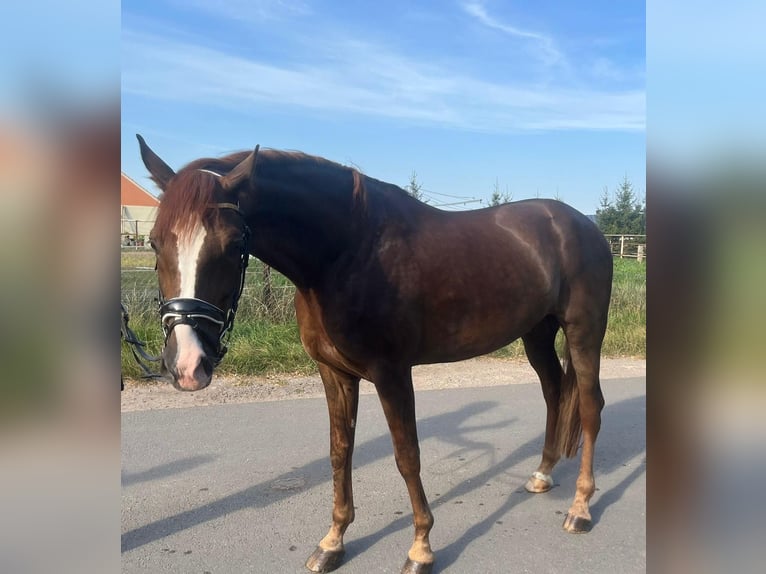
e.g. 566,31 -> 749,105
295,290 -> 372,379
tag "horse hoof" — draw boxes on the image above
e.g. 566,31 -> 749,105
524,471 -> 553,493
562,512 -> 592,533
401,558 -> 434,574
305,546 -> 345,572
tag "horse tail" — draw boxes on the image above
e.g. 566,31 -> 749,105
555,341 -> 582,458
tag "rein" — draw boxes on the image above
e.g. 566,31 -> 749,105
158,202 -> 251,366
121,302 -> 163,380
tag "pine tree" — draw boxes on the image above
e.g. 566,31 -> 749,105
596,175 -> 645,234
405,170 -> 425,202
489,177 -> 512,206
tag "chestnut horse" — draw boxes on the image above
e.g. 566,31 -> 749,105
138,135 -> 612,574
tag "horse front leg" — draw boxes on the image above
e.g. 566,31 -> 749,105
306,363 -> 360,573
375,368 -> 434,574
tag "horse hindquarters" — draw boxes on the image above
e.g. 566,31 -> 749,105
522,220 -> 611,531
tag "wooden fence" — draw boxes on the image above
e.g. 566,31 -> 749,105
604,234 -> 646,261
121,219 -> 155,247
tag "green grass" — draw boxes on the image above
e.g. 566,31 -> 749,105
602,258 -> 646,357
121,254 -> 645,378
226,322 -> 316,375
120,249 -> 155,269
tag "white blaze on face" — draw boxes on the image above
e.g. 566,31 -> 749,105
173,221 -> 207,379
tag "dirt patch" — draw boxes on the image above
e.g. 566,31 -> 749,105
121,357 -> 645,412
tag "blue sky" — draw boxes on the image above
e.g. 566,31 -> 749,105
122,0 -> 645,215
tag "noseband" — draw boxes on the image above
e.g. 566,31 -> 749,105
159,202 -> 251,366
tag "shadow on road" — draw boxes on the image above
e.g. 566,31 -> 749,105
122,400 -> 503,552
341,394 -> 645,571
122,389 -> 645,568
121,455 -> 217,487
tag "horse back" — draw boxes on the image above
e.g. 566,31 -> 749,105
296,198 -> 611,373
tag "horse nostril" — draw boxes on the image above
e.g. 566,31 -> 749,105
200,357 -> 213,379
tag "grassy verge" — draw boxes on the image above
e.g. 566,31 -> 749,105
601,258 -> 647,357
121,254 -> 645,378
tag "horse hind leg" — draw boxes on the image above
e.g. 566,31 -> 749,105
521,315 -> 564,494
559,321 -> 607,534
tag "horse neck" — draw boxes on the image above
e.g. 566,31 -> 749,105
244,162 -> 362,288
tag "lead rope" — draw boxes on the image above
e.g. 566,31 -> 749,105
121,302 -> 163,385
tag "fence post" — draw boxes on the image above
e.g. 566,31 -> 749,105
637,244 -> 644,262
262,263 -> 275,320
619,235 -> 625,259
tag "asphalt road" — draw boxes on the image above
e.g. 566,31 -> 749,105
122,377 -> 645,573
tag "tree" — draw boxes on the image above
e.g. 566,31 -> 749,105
405,170 -> 426,202
489,177 -> 512,206
596,175 -> 645,234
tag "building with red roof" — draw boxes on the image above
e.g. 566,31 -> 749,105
121,173 -> 159,244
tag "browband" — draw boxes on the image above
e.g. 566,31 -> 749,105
198,168 -> 244,215
213,202 -> 243,213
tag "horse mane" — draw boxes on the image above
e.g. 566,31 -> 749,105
260,150 -> 367,213
153,151 -> 248,240
152,149 -> 367,240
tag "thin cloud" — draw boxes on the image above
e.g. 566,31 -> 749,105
460,0 -> 564,66
122,29 -> 643,132
589,56 -> 638,83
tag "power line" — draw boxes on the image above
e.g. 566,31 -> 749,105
420,187 -> 478,200
421,189 -> 484,208
432,199 -> 484,208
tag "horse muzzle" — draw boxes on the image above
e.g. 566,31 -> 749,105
173,359 -> 213,391
161,318 -> 217,392
164,344 -> 214,392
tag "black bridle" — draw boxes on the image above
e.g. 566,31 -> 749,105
158,202 -> 251,366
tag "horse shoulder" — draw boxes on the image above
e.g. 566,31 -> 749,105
294,289 -> 371,379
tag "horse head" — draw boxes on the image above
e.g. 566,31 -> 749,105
137,135 -> 257,391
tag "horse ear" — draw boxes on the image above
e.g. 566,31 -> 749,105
221,145 -> 259,192
136,134 -> 175,191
